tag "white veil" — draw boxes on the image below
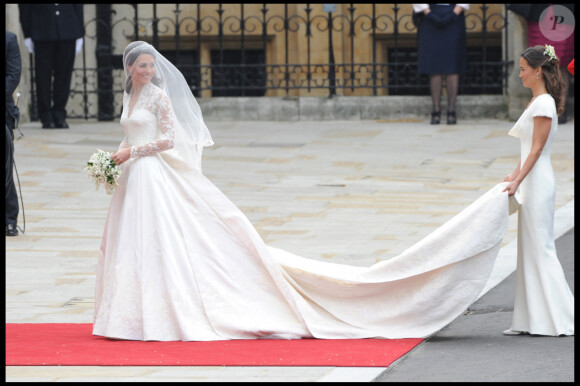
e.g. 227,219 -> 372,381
122,41 -> 213,172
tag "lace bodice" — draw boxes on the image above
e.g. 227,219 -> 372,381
119,83 -> 176,158
508,94 -> 557,161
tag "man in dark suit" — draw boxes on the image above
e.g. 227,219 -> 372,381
19,4 -> 84,129
6,31 -> 22,236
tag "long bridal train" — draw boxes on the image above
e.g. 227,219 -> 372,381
270,183 -> 513,339
94,42 -> 571,341
93,135 -> 513,341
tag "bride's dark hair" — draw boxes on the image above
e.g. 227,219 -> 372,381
124,42 -> 163,94
521,45 -> 566,115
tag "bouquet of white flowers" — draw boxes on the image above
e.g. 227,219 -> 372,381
85,149 -> 122,195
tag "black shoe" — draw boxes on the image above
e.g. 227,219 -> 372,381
447,111 -> 457,125
6,224 -> 18,236
42,121 -> 56,129
54,121 -> 69,129
430,111 -> 441,125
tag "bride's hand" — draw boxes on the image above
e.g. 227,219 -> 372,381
111,148 -> 131,165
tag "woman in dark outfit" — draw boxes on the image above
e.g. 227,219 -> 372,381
414,4 -> 469,125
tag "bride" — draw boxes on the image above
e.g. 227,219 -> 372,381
93,41 -> 524,341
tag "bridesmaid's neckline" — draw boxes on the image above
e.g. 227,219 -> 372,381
525,93 -> 549,111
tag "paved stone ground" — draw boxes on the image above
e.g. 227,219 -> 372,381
5,117 -> 574,381
376,227 -> 574,382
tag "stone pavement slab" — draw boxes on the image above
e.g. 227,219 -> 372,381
5,117 -> 574,382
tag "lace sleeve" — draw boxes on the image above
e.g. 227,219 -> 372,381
118,137 -> 130,151
130,92 -> 176,158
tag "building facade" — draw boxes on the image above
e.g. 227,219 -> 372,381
5,4 -> 550,122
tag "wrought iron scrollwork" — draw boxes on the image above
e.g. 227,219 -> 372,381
51,3 -> 510,120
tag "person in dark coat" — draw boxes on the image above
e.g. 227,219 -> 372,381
18,4 -> 84,129
414,4 -> 469,125
6,31 -> 22,236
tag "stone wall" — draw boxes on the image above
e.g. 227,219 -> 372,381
6,5 -> 572,123
198,95 -> 509,121
506,10 -> 531,121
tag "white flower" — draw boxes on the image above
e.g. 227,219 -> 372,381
85,149 -> 122,195
543,44 -> 557,62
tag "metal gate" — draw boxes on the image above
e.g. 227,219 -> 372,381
27,4 -> 511,121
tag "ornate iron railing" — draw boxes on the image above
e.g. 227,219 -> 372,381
27,4 -> 511,121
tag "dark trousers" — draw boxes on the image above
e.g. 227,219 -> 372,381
34,39 -> 76,124
5,123 -> 19,226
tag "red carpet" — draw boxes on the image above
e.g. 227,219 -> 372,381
6,323 -> 423,367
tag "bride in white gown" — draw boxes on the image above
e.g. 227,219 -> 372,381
91,42 -> 550,342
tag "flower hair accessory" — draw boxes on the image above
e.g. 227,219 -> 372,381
543,45 -> 557,62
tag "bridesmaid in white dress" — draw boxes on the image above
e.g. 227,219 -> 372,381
502,45 -> 574,336
93,41 -> 517,341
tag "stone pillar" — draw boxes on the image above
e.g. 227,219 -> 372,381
507,11 -> 529,121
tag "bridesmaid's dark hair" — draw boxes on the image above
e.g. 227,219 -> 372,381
124,43 -> 162,94
521,45 -> 566,115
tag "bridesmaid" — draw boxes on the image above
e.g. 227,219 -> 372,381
502,45 -> 574,336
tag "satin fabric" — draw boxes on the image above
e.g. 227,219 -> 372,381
508,94 -> 574,336
93,88 -> 515,341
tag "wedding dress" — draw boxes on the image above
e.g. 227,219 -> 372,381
93,82 -> 514,341
506,93 -> 574,336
